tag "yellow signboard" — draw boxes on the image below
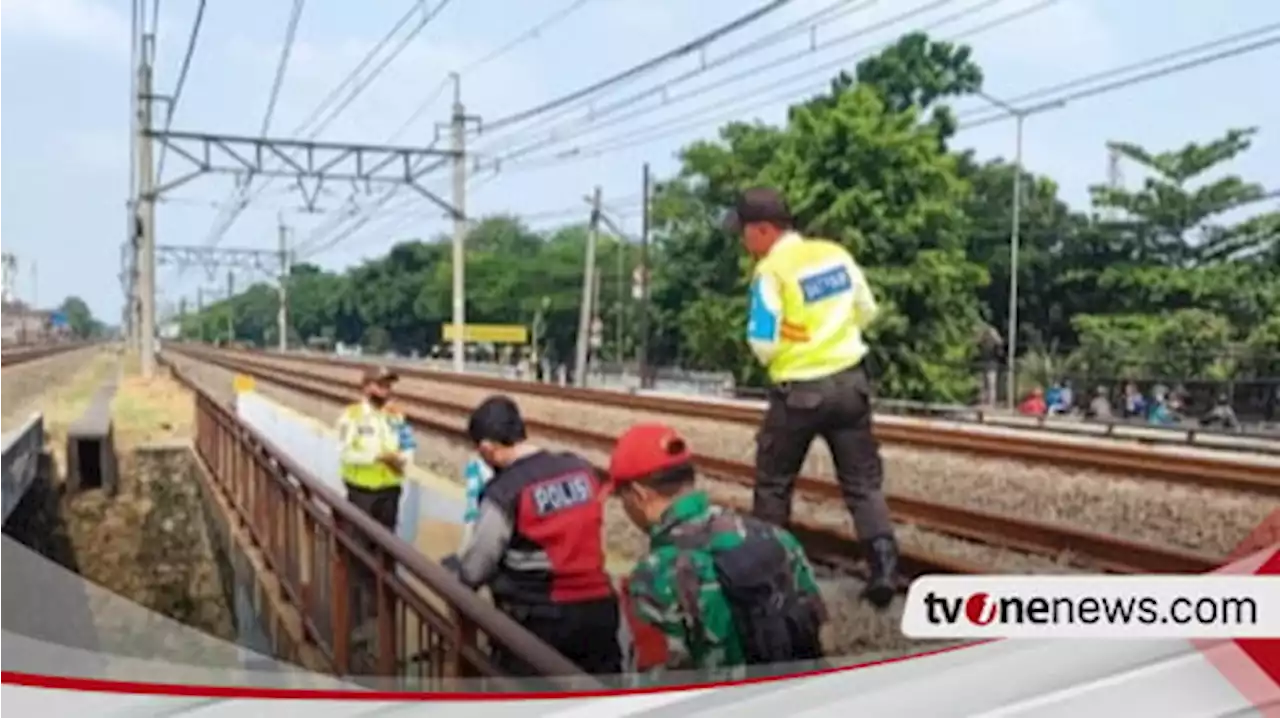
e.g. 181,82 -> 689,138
442,323 -> 529,344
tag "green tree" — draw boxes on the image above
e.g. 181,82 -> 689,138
57,296 -> 102,338
1090,128 -> 1277,266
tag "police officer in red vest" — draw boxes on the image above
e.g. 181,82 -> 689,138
449,395 -> 626,676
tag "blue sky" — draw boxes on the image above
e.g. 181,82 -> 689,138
3,0 -> 1278,323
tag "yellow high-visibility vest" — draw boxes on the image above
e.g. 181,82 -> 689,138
337,402 -> 403,491
746,232 -> 879,384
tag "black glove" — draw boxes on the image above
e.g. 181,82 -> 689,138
440,554 -> 462,574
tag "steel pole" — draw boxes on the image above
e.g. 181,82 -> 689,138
450,73 -> 467,373
1006,114 -> 1024,409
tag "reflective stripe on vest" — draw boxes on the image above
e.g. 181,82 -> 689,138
340,406 -> 402,491
749,234 -> 873,383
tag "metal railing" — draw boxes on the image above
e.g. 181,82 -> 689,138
2,413 -> 45,524
177,364 -> 601,689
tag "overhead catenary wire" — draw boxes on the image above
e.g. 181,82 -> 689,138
388,0 -> 601,145
957,31 -> 1280,130
475,0 -> 886,155
488,0 -> 1005,166
308,0 -> 850,258
493,0 -> 1044,171
496,12 -> 1276,175
481,0 -> 962,159
954,20 -> 1280,121
260,0 -> 308,137
203,0 -> 455,248
155,0 -> 208,184
480,0 -> 804,135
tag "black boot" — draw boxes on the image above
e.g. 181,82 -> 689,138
861,535 -> 899,609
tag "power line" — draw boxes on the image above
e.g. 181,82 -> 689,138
261,0 -> 307,137
955,21 -> 1280,121
462,0 -> 598,75
291,1 -> 422,138
309,0 -> 820,258
482,0 -> 804,134
958,31 -> 1280,130
495,9 -> 1276,176
484,0 -> 959,158
490,0 -> 1012,166
155,0 -> 208,184
203,0 -> 455,248
388,0 -> 600,145
477,0 -> 884,154
495,0 -> 1046,171
306,0 -> 456,139
203,1 -> 423,247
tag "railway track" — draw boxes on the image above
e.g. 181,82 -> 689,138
194,345 -> 1280,496
170,344 -> 1225,579
1,341 -> 95,368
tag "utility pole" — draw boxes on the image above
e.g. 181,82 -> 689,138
30,261 -> 38,310
575,187 -> 602,388
277,215 -> 290,352
137,33 -> 158,377
450,72 -> 467,373
975,91 -> 1065,409
226,271 -> 235,343
196,287 -> 205,342
615,230 -> 624,363
637,163 -> 652,389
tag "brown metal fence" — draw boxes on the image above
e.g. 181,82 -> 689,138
177,364 -> 600,690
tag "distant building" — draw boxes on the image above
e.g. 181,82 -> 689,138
2,301 -> 70,345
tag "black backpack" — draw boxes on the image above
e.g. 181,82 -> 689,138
673,514 -> 826,667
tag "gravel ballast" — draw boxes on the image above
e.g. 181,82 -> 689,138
237,353 -> 1276,558
169,354 -> 1079,658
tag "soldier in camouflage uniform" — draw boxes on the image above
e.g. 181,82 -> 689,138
608,423 -> 827,676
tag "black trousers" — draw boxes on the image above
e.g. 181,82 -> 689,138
491,597 -> 623,677
345,484 -> 402,531
344,484 -> 402,636
753,364 -> 895,541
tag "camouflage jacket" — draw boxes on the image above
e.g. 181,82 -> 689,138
625,490 -> 823,675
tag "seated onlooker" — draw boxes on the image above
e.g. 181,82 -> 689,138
1123,382 -> 1146,419
1019,387 -> 1047,417
1086,385 -> 1113,420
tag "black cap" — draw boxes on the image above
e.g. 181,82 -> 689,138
723,187 -> 793,233
468,395 -> 528,446
361,365 -> 399,386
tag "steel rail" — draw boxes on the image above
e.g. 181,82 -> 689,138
157,354 -> 604,687
1,342 -> 98,368
169,344 -> 982,578
315,354 -> 1280,454
217,346 -> 1280,497
173,344 -> 1223,576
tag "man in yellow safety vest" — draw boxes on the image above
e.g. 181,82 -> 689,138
724,186 -> 901,609
337,366 -> 411,532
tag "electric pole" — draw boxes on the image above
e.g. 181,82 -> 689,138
226,271 -> 235,343
637,163 -> 652,389
277,215 -> 290,352
575,187 -> 602,388
196,287 -> 205,342
450,72 -> 467,373
137,34 -> 158,377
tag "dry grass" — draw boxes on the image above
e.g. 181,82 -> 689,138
111,359 -> 195,449
1,347 -> 110,433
